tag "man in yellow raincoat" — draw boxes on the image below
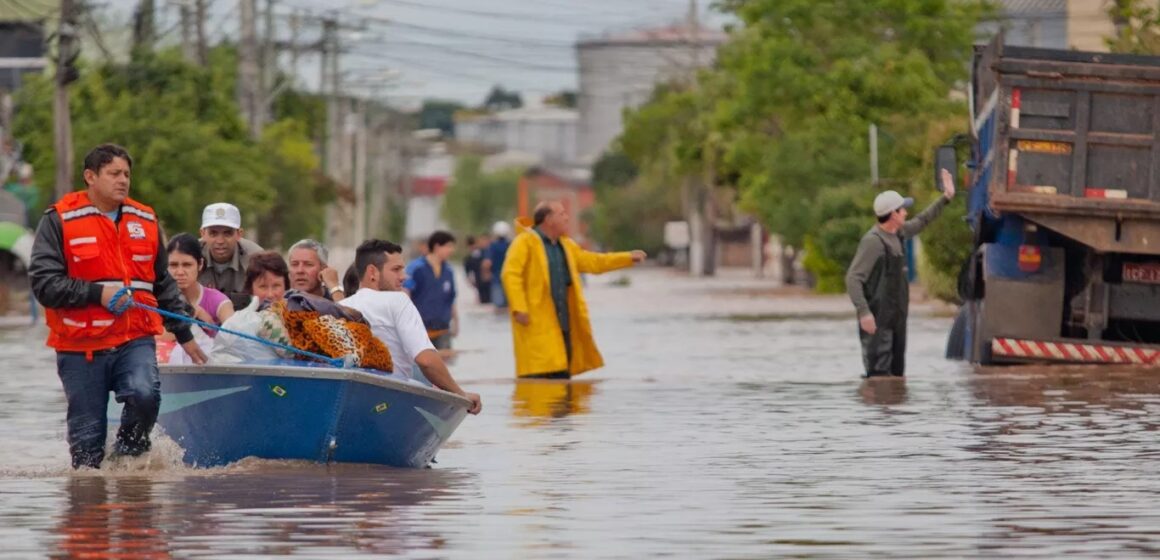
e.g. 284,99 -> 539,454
501,201 -> 646,379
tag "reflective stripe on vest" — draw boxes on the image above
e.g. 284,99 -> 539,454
96,280 -> 155,293
60,206 -> 102,221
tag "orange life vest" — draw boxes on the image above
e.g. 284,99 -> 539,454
44,191 -> 164,352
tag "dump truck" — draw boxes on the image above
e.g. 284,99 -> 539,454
946,36 -> 1160,365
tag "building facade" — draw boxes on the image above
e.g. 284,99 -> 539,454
575,24 -> 725,166
455,106 -> 578,166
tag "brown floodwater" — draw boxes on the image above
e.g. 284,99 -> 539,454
2,268 -> 1159,558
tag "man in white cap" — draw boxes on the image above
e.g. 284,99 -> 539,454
482,220 -> 513,310
198,202 -> 264,308
845,169 -> 955,377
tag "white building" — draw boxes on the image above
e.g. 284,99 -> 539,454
404,141 -> 453,252
576,24 -> 725,166
455,106 -> 578,165
981,0 -> 1115,51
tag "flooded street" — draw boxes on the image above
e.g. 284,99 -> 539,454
3,268 -> 1160,558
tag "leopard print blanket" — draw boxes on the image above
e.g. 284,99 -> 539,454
266,300 -> 394,372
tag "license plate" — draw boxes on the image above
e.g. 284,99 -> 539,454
1123,263 -> 1160,284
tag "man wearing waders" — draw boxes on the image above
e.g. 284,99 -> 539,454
845,169 -> 955,376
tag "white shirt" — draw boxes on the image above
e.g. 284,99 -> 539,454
341,288 -> 435,383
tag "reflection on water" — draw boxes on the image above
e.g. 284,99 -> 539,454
858,377 -> 909,406
38,466 -> 478,559
511,380 -> 597,422
4,270 -> 1160,557
52,476 -> 172,560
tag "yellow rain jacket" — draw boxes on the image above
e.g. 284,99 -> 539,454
501,218 -> 634,377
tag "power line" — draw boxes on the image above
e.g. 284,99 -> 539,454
373,18 -> 574,48
346,51 -> 656,102
351,34 -> 576,72
356,0 -> 614,27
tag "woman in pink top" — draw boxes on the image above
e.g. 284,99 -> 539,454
166,233 -> 234,336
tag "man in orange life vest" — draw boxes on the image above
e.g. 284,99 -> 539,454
29,144 -> 207,469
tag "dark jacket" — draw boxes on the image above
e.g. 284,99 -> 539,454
29,207 -> 195,344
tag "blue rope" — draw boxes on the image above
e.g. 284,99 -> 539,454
107,287 -> 346,368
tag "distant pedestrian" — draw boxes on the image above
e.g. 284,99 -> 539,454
404,231 -> 459,350
845,170 -> 956,377
484,221 -> 512,310
464,234 -> 492,304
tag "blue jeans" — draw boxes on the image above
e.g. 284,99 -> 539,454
491,281 -> 508,309
56,337 -> 161,469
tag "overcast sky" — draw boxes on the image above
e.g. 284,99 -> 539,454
94,0 -> 727,108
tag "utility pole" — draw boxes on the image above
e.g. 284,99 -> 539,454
320,18 -> 337,176
53,0 -> 80,201
179,0 -> 196,63
132,0 -> 156,54
194,0 -> 208,65
354,99 -> 367,241
238,0 -> 262,138
682,0 -> 716,277
288,10 -> 301,85
262,0 -> 276,121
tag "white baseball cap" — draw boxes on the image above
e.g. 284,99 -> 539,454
201,202 -> 242,229
492,220 -> 512,237
873,191 -> 914,218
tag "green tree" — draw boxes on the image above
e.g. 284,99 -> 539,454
617,0 -> 987,294
441,155 -> 520,235
258,119 -> 337,248
417,99 -> 465,136
587,149 -> 680,255
12,46 -> 327,242
543,90 -> 578,109
1107,0 -> 1160,53
482,85 -> 523,111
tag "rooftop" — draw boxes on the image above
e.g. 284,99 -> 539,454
578,23 -> 727,48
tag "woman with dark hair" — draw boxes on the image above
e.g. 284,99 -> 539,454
167,233 -> 234,334
244,250 -> 290,305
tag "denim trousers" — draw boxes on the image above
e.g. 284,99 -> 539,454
56,336 -> 161,469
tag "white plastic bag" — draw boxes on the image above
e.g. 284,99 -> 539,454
210,297 -> 280,363
166,324 -> 215,365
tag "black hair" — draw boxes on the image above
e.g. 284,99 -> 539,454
343,263 -> 361,295
877,212 -> 893,224
427,230 -> 456,252
466,235 -> 476,246
166,233 -> 205,270
83,144 -> 133,175
355,239 -> 403,279
533,203 -> 554,226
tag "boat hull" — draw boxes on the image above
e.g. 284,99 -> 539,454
153,361 -> 469,468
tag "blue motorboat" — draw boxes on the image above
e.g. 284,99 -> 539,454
139,361 -> 470,468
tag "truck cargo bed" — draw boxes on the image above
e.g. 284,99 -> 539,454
976,42 -> 1160,252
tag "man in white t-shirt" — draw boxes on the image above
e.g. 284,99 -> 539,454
341,239 -> 482,415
